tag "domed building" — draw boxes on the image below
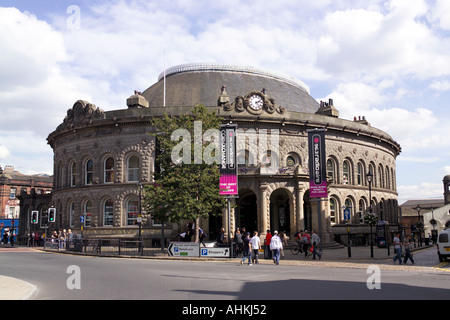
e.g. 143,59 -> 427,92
37,63 -> 401,245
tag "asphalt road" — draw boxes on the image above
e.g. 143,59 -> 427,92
0,249 -> 449,301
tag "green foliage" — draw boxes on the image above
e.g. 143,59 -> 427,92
363,211 -> 379,226
143,105 -> 227,227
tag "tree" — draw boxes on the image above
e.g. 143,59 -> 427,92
144,105 -> 227,242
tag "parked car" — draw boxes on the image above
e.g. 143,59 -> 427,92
437,229 -> 450,262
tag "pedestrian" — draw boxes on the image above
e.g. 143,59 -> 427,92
302,230 -> 310,257
279,231 -> 288,258
216,227 -> 225,246
240,232 -> 252,266
250,231 -> 261,264
270,230 -> 283,265
310,230 -> 322,260
393,233 -> 402,265
30,232 -> 35,247
403,235 -> 415,264
264,230 -> 272,259
234,229 -> 243,257
198,228 -> 206,247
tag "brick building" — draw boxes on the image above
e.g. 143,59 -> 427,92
0,165 -> 52,219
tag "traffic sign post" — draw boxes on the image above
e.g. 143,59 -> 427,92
344,208 -> 351,258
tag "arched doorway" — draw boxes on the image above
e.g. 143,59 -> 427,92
270,189 -> 291,235
237,192 -> 257,234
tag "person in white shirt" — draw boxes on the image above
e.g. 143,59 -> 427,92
270,230 -> 283,265
250,231 -> 261,264
393,233 -> 402,265
310,231 -> 322,260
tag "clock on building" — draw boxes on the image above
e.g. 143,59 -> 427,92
248,94 -> 264,110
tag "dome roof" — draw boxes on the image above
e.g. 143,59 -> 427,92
141,63 -> 320,114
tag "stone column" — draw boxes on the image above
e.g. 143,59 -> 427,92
296,182 -> 305,231
259,182 -> 269,236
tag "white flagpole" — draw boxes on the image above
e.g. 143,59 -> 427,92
163,51 -> 166,107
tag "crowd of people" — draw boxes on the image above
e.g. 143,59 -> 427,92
28,229 -> 75,249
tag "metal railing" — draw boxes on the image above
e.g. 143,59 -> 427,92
44,238 -> 147,256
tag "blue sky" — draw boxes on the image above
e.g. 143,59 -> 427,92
0,0 -> 449,204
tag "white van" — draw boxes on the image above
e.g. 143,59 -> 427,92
437,229 -> 450,262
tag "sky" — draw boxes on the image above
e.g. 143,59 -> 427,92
0,0 -> 449,204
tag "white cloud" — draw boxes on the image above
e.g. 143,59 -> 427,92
429,0 -> 450,30
398,182 -> 443,203
428,80 -> 450,92
316,1 -> 450,81
0,145 -> 10,159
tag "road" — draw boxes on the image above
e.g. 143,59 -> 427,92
0,247 -> 449,302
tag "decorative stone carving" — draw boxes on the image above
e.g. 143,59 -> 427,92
61,100 -> 105,129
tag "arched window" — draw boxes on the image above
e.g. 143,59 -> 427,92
104,157 -> 115,183
378,164 -> 384,189
127,198 -> 139,225
103,199 -> 114,226
69,201 -> 75,227
343,160 -> 351,185
358,199 -> 366,223
385,166 -> 390,190
127,156 -> 140,182
70,161 -> 76,187
85,159 -> 93,185
84,200 -> 92,227
368,163 -> 376,187
357,162 -> 364,186
327,159 -> 336,183
329,198 -> 337,224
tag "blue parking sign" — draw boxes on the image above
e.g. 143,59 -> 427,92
344,209 -> 350,221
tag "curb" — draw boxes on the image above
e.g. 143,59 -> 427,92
0,275 -> 37,300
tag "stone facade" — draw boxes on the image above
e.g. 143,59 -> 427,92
38,64 -> 401,245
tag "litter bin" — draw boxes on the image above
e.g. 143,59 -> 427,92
425,238 -> 430,245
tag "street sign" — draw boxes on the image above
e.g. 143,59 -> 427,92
344,208 -> 350,221
80,215 -> 85,223
200,247 -> 230,258
168,242 -> 199,257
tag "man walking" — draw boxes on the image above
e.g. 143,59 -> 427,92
250,231 -> 261,264
240,232 -> 252,266
393,233 -> 402,265
310,230 -> 322,260
270,230 -> 283,265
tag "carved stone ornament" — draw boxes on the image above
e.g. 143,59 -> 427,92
227,90 -> 286,116
61,100 -> 105,129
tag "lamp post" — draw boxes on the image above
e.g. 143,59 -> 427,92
138,181 -> 143,256
366,169 -> 374,258
415,204 -> 422,247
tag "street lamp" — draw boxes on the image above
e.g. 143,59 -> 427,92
366,168 -> 374,258
415,204 -> 422,247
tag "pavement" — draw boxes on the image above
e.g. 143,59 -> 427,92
0,242 -> 446,300
0,275 -> 36,300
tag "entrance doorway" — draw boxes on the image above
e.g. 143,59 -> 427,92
270,189 -> 291,235
237,193 -> 257,234
303,190 -> 312,232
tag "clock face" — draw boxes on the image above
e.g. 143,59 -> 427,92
249,94 -> 264,110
